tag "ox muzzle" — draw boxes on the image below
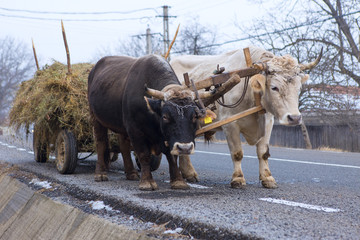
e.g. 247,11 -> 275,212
279,113 -> 302,126
170,142 -> 195,155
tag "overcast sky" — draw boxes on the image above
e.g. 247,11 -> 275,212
0,0 -> 275,66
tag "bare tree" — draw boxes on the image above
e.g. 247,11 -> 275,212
93,32 -> 163,60
0,37 -> 34,124
173,19 -> 218,55
115,34 -> 163,57
241,0 -> 359,86
238,0 -> 360,147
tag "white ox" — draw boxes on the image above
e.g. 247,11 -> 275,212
170,46 -> 321,188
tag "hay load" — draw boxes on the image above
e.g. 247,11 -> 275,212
8,22 -> 124,174
9,61 -> 94,152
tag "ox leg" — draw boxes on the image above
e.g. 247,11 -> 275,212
167,154 -> 189,190
256,114 -> 277,188
93,119 -> 110,182
117,134 -> 139,180
179,155 -> 199,182
223,124 -> 246,188
256,142 -> 277,189
135,150 -> 158,191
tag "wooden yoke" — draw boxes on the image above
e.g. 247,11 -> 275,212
195,48 -> 266,136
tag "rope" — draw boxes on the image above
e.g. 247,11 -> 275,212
77,151 -> 95,161
216,76 -> 250,108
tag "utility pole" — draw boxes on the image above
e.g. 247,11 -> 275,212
146,26 -> 152,54
132,27 -> 161,55
162,5 -> 170,56
157,6 -> 176,58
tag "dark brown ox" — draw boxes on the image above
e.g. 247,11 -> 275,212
88,55 -> 208,190
171,46 -> 322,188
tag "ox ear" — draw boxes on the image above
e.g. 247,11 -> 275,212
144,97 -> 162,116
250,74 -> 266,93
199,109 -> 217,124
301,74 -> 309,84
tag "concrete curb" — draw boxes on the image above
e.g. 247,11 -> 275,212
0,172 -> 154,240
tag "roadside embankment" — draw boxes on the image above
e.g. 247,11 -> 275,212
0,164 -> 154,240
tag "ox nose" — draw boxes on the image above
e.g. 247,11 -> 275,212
172,142 -> 194,155
287,114 -> 302,125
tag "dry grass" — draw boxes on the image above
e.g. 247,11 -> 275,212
316,146 -> 345,152
9,61 -> 94,151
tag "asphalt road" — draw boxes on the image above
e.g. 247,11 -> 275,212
0,132 -> 359,239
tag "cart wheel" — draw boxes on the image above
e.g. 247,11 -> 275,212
33,133 -> 49,163
135,153 -> 162,172
55,129 -> 78,174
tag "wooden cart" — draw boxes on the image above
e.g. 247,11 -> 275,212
30,22 -> 263,175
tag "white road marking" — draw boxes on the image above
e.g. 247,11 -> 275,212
0,141 -> 34,155
195,150 -> 230,156
285,148 -> 304,151
259,197 -> 341,213
195,150 -> 360,169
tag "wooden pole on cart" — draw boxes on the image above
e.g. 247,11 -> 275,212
61,20 -> 72,75
31,38 -> 40,71
164,24 -> 180,61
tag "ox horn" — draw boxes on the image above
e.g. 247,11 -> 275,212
145,85 -> 165,100
198,91 -> 213,99
300,47 -> 323,71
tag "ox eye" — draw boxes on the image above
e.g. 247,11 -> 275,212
271,86 -> 279,92
162,114 -> 170,122
192,114 -> 197,122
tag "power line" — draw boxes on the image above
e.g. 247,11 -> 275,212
0,13 -> 154,22
173,10 -> 360,54
0,6 -> 159,15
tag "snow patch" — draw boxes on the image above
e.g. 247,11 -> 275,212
88,200 -> 113,211
164,180 -> 210,189
164,227 -> 183,234
30,179 -> 52,189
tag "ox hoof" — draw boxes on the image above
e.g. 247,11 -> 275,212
139,180 -> 158,191
185,175 -> 199,183
171,180 -> 190,190
182,171 -> 199,183
94,174 -> 109,182
261,180 -> 278,189
126,172 -> 140,181
231,177 -> 246,189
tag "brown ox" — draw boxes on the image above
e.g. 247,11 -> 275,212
170,46 -> 321,188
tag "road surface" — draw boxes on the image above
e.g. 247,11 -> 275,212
0,132 -> 359,239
